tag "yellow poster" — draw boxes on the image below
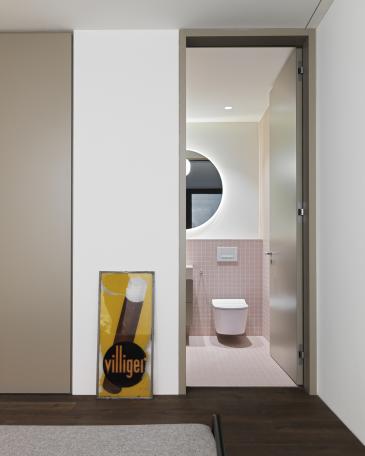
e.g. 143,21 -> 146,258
97,271 -> 154,398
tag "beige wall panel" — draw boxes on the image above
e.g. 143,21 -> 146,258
0,33 -> 71,393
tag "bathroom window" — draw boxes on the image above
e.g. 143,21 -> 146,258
186,189 -> 222,229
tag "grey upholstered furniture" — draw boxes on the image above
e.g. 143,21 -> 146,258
0,416 -> 225,456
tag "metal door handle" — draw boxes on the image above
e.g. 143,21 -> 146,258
265,251 -> 279,256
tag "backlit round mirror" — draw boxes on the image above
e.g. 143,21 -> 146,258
186,150 -> 223,229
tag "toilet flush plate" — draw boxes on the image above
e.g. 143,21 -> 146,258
217,246 -> 238,262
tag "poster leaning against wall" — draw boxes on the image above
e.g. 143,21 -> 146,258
97,271 -> 154,399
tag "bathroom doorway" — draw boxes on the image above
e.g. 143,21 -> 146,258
181,33 -> 314,392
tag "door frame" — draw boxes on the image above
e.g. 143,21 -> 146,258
178,29 -> 317,395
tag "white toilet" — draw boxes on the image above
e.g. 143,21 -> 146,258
212,299 -> 248,335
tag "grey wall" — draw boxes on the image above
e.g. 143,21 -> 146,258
0,33 -> 72,393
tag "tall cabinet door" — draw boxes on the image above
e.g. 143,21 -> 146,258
0,34 -> 72,393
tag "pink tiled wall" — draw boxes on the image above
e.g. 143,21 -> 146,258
186,239 -> 263,336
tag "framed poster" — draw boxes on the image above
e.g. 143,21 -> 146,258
97,271 -> 154,399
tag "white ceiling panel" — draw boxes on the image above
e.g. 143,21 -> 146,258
187,47 -> 294,122
0,0 -> 322,30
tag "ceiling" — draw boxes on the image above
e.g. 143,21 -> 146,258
187,47 -> 294,122
0,0 -> 327,30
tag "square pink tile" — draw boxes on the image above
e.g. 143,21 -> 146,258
186,240 -> 264,336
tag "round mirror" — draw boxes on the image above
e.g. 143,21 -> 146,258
186,150 -> 223,229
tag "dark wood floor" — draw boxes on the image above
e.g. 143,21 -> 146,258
0,388 -> 364,455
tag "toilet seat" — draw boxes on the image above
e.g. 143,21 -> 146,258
212,298 -> 248,309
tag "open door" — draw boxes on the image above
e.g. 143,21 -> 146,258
269,49 -> 303,385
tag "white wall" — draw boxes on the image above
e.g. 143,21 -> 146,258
186,122 -> 260,239
73,30 -> 180,395
317,0 -> 365,444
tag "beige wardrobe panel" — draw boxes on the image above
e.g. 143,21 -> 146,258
0,33 -> 71,393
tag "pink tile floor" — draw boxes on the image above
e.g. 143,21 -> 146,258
186,336 -> 296,387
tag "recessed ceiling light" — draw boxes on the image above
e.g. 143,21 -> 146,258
224,106 -> 233,110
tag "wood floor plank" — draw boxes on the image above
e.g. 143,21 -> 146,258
0,388 -> 364,455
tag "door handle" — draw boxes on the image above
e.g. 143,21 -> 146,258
265,251 -> 278,264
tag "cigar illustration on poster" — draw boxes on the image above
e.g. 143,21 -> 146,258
97,271 -> 154,399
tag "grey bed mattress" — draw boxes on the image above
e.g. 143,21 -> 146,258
0,424 -> 217,456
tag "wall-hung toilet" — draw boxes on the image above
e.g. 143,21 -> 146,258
212,299 -> 248,335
